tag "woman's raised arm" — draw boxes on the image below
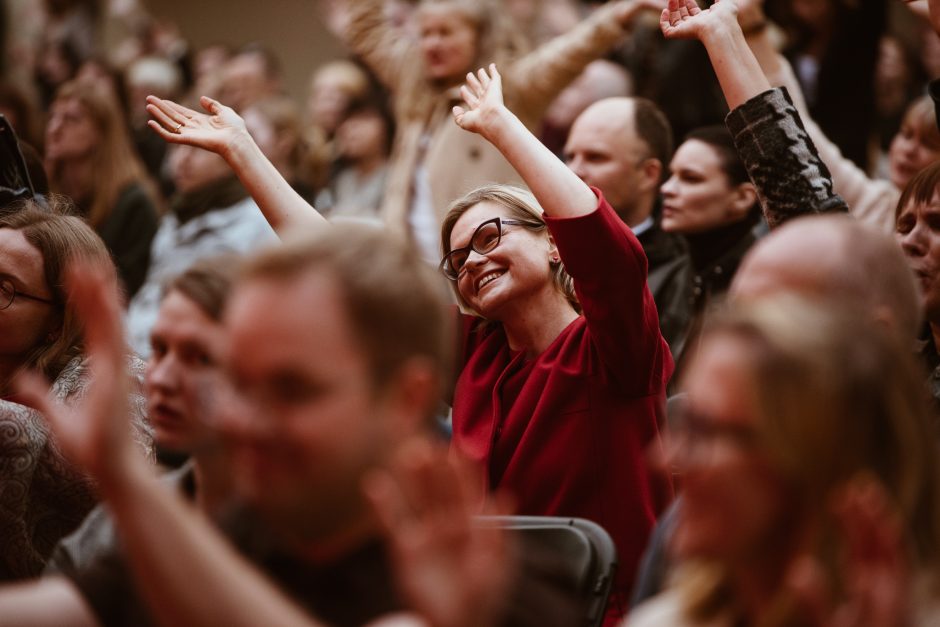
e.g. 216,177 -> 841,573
147,96 -> 326,236
452,64 -> 596,218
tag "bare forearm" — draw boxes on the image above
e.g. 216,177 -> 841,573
223,133 -> 327,236
0,578 -> 97,627
700,18 -> 771,110
483,108 -> 597,218
103,459 -> 320,627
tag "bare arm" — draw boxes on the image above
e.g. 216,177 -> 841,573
339,0 -> 415,89
453,65 -> 596,218
659,0 -> 771,110
0,577 -> 98,627
147,96 -> 326,237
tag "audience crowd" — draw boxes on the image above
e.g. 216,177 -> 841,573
1,0 -> 940,625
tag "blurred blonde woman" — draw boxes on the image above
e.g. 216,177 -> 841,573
630,296 -> 940,626
45,80 -> 159,297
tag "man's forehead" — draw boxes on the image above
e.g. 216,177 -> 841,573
569,102 -> 639,148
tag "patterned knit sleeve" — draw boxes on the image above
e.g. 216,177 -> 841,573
725,87 -> 849,229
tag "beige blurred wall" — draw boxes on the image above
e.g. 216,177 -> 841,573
144,0 -> 347,102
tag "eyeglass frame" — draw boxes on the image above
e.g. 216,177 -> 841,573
439,216 -> 544,281
0,276 -> 58,311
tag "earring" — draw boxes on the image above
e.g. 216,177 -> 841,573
550,256 -> 561,266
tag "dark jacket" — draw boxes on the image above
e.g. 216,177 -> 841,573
638,223 -> 691,355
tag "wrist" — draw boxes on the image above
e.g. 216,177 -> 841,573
700,14 -> 745,49
481,106 -> 521,148
222,128 -> 258,166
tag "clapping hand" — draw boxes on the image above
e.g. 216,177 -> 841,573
14,261 -> 140,491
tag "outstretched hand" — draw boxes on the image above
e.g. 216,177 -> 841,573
452,64 -> 508,140
785,476 -> 911,627
660,0 -> 739,40
14,261 -> 140,491
146,95 -> 250,158
365,438 -> 516,627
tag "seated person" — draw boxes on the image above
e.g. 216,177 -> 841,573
0,200 -> 150,580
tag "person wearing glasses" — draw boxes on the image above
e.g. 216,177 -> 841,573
439,65 -> 673,620
0,199 -> 152,579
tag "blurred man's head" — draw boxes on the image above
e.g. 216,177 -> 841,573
219,44 -> 282,112
219,225 -> 452,545
564,97 -> 672,227
731,215 -> 921,344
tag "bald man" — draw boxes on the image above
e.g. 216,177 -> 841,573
565,97 -> 691,350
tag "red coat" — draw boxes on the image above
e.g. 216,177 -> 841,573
451,192 -> 675,606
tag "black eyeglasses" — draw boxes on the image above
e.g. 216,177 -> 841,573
0,277 -> 57,310
440,217 -> 543,280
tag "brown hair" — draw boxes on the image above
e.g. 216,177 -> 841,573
163,255 -> 239,323
240,224 -> 452,402
896,159 -> 940,223
633,98 -> 674,183
47,80 -> 156,229
677,296 -> 940,624
1,197 -> 114,381
441,184 -> 579,314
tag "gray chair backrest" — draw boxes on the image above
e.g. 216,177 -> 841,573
477,515 -> 618,627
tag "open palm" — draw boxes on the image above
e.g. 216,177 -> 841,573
660,0 -> 739,40
146,95 -> 248,157
452,64 -> 506,138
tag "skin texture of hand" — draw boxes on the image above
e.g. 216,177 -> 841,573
785,476 -> 911,627
610,0 -> 672,27
364,438 -> 517,627
146,95 -> 252,161
452,64 -> 509,142
14,261 -> 139,494
659,0 -> 739,40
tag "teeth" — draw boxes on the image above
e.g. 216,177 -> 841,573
478,272 -> 503,289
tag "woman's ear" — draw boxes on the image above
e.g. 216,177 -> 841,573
547,234 -> 560,265
728,182 -> 759,220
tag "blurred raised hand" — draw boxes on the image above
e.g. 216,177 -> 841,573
15,261 -> 140,491
365,438 -> 516,627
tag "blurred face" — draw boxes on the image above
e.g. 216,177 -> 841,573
565,106 -> 651,223
0,229 -> 59,371
220,54 -> 273,112
448,201 -> 556,320
220,271 -> 394,541
146,290 -> 226,454
895,192 -> 940,321
45,97 -> 98,161
418,7 -> 478,83
661,140 -> 746,234
308,74 -> 354,135
335,110 -> 388,161
668,334 -> 791,563
169,145 -> 233,195
888,110 -> 940,189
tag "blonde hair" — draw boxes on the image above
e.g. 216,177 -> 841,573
675,296 -> 940,625
47,80 -> 156,229
440,184 -> 578,314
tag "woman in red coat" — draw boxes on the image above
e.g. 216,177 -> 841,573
441,65 -> 674,618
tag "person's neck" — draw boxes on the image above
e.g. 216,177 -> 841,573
727,550 -> 791,623
500,289 -> 579,357
615,196 -> 654,229
352,153 -> 385,178
684,218 -> 754,272
55,159 -> 94,203
191,450 -> 234,516
289,513 -> 378,565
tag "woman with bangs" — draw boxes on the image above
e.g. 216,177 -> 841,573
46,79 -> 159,298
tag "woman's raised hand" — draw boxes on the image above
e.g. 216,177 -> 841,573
14,261 -> 140,492
660,0 -> 739,40
146,95 -> 250,158
452,64 -> 507,140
